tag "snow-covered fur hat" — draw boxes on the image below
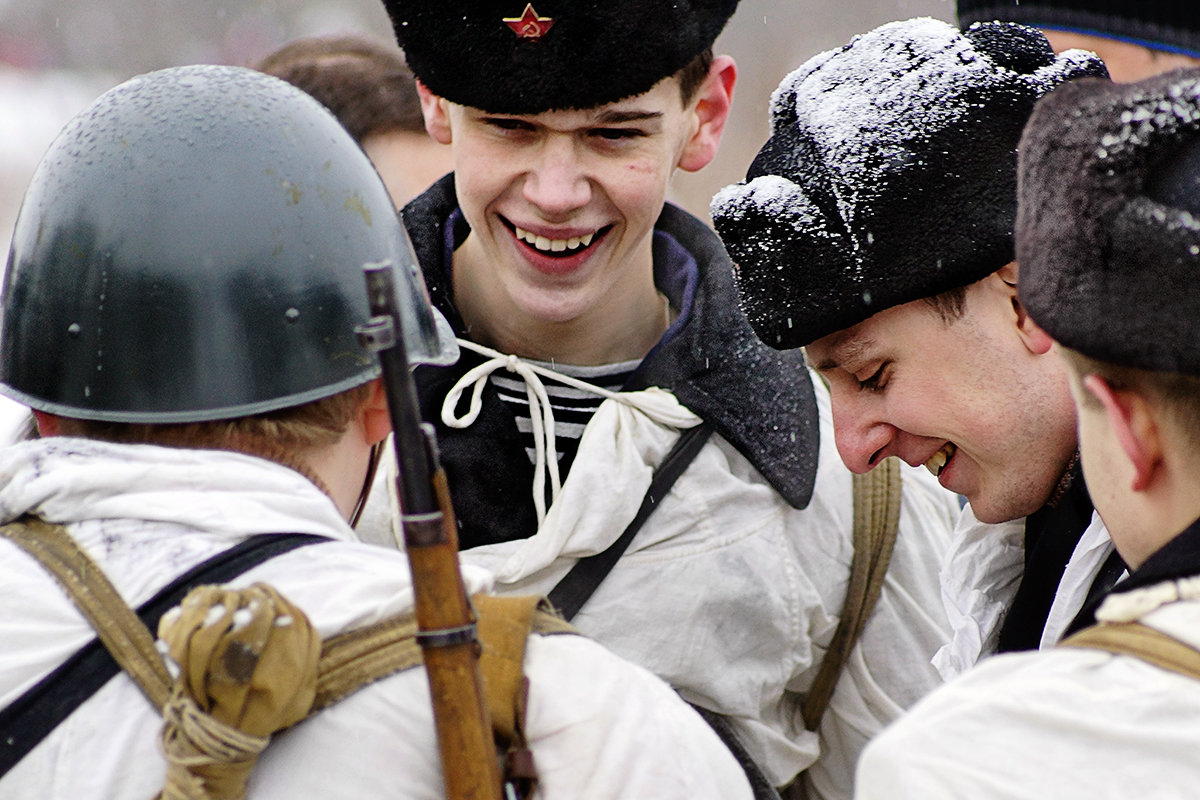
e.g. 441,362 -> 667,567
1018,67 -> 1200,375
710,17 -> 1107,350
958,1 -> 1200,59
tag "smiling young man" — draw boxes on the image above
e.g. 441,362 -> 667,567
712,17 -> 1113,679
422,73 -> 712,365
366,3 -> 961,798
854,64 -> 1200,800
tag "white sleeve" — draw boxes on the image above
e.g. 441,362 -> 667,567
853,646 -> 1200,800
523,633 -> 754,800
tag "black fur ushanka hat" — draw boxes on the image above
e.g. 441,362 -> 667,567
710,17 -> 1107,350
1017,67 -> 1200,375
380,0 -> 739,113
958,0 -> 1200,58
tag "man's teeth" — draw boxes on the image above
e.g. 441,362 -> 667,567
924,443 -> 957,477
514,226 -> 594,253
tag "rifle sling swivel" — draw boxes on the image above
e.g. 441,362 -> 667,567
417,622 -> 480,648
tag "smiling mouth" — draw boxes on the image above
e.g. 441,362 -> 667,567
509,222 -> 607,257
925,442 -> 957,477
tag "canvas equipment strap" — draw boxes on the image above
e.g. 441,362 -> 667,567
546,421 -> 901,798
801,456 -> 903,731
0,516 -> 573,798
0,517 -> 326,776
1059,621 -> 1200,681
699,458 -> 906,800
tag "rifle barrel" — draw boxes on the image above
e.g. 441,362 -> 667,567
358,261 -> 501,800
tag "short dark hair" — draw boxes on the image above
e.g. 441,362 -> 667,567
677,48 -> 714,106
254,34 -> 425,143
922,285 -> 969,324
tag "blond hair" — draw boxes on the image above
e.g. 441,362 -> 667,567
54,383 -> 375,487
1060,347 -> 1200,450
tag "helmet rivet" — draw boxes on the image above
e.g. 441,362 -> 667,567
67,323 -> 82,338
284,308 -> 301,323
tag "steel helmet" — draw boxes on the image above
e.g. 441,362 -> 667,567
0,64 -> 455,423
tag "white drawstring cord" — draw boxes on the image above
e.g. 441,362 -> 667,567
441,338 -> 627,526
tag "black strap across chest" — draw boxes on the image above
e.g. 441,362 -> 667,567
543,422 -> 786,800
546,421 -> 714,621
0,531 -> 327,777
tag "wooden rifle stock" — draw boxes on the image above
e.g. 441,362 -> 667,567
357,261 -> 502,800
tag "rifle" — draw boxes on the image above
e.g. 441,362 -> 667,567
357,260 -> 502,800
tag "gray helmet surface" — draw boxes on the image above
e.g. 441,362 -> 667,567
0,64 -> 455,423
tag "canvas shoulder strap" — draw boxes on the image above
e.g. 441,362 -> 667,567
1059,620 -> 1200,681
0,516 -> 326,777
0,515 -> 571,797
692,459 -> 906,800
801,456 -> 903,731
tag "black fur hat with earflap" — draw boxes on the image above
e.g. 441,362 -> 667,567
1018,67 -> 1200,375
958,0 -> 1200,58
711,17 -> 1108,350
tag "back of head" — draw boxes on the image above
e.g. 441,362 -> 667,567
254,34 -> 425,143
0,64 -> 449,425
957,1 -> 1200,59
710,17 -> 1108,349
1017,65 -> 1200,377
379,0 -> 739,113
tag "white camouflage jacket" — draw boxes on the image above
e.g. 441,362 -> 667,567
361,370 -> 960,798
0,437 -> 752,800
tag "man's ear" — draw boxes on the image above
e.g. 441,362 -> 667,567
1083,374 -> 1162,492
1013,298 -> 1055,355
997,262 -> 1055,355
677,55 -> 737,173
32,410 -> 60,437
359,379 -> 393,446
415,81 -> 453,145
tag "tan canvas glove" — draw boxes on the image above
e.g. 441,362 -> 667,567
155,583 -> 321,800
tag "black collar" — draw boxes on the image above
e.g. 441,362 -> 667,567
996,457 -> 1097,652
1066,514 -> 1200,636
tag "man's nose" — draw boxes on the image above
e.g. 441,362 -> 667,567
830,393 -> 894,474
522,138 -> 591,218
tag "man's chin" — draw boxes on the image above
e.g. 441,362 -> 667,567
969,504 -> 1019,525
966,491 -> 1047,525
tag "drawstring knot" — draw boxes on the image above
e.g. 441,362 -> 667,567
442,339 -> 625,526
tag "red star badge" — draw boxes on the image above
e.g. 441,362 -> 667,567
504,3 -> 554,40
